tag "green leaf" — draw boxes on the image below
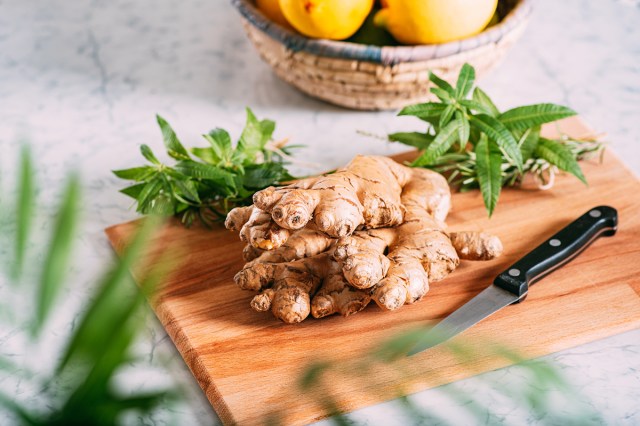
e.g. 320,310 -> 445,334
413,119 -> 461,166
299,361 -> 331,390
475,136 -> 503,216
203,128 -> 233,164
472,87 -> 500,117
190,147 -> 217,164
173,179 -> 201,203
470,114 -> 523,170
208,127 -> 232,151
430,87 -> 454,103
101,390 -> 173,414
156,115 -> 190,160
260,119 -> 276,141
14,146 -> 35,280
174,160 -> 236,187
535,138 -> 587,184
57,216 -> 163,373
112,166 -> 156,181
456,112 -> 470,150
136,178 -> 164,213
0,391 -> 37,425
499,104 -> 577,131
237,108 -> 273,162
397,102 -> 446,120
458,99 -> 496,116
439,104 -> 456,128
428,71 -> 455,95
242,163 -> 288,189
455,63 -> 475,99
388,132 -> 434,149
119,183 -> 146,200
147,193 -> 175,216
34,174 -> 80,334
518,126 -> 541,161
140,144 -> 160,165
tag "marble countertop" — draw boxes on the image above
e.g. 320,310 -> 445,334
1,0 -> 639,424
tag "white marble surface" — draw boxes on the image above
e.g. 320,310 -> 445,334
1,0 -> 639,424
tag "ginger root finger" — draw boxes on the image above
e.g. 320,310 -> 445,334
372,228 -> 459,310
226,205 -> 291,250
237,249 -> 372,322
252,155 -> 412,238
374,257 -> 428,311
333,228 -> 395,289
310,262 -> 371,319
244,228 -> 334,267
450,231 -> 503,260
243,244 -> 263,262
225,205 -> 253,231
353,168 -> 459,310
235,256 -> 327,323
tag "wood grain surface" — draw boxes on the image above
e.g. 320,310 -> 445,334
106,117 -> 640,425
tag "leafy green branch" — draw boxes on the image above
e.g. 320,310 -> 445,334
1,147 -> 180,425
295,327 -> 600,426
390,63 -> 604,216
114,108 -> 299,227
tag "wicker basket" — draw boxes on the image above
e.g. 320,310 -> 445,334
231,0 -> 532,110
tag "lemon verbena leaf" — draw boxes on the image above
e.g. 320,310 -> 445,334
456,111 -> 470,150
413,119 -> 461,167
518,126 -> 541,161
475,136 -> 502,217
472,87 -> 500,117
455,63 -> 475,99
388,132 -> 434,150
398,102 -> 446,120
428,71 -> 455,95
470,114 -> 523,171
535,138 -> 587,184
439,104 -> 456,129
499,104 -> 577,131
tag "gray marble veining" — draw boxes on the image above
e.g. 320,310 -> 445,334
1,0 -> 639,424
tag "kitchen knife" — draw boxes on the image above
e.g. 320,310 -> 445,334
407,205 -> 618,356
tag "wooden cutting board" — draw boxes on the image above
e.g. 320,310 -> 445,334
106,117 -> 640,425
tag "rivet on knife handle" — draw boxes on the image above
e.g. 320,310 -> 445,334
494,205 -> 618,301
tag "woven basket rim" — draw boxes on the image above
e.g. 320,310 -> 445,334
231,0 -> 532,65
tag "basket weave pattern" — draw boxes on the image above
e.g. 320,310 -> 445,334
235,0 -> 531,110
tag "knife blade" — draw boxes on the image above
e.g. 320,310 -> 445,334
407,205 -> 618,356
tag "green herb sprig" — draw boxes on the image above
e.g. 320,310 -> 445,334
2,147 -> 179,424
114,108 -> 298,226
390,64 -> 603,216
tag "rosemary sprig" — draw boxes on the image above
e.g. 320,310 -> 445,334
389,63 -> 604,216
434,136 -> 605,191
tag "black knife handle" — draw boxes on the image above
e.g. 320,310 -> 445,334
493,205 -> 618,301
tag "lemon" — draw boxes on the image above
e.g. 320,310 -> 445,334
279,0 -> 374,40
256,0 -> 292,29
374,0 -> 498,45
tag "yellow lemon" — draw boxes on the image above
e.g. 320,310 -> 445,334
279,0 -> 374,40
374,0 -> 498,45
256,0 -> 292,29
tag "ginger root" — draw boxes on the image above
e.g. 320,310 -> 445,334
226,155 -> 503,324
226,155 -> 412,249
